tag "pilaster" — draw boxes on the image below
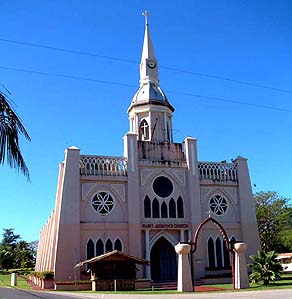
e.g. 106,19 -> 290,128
184,137 -> 201,223
235,156 -> 260,257
54,146 -> 81,281
145,229 -> 151,279
184,137 -> 204,279
123,133 -> 142,260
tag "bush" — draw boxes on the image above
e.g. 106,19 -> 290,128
7,267 -> 34,275
249,250 -> 282,285
41,271 -> 54,279
0,270 -> 10,275
30,271 -> 54,279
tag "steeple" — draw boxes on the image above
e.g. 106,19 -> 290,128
127,11 -> 174,143
140,11 -> 158,85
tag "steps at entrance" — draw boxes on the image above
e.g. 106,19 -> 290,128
151,281 -> 177,290
151,281 -> 231,292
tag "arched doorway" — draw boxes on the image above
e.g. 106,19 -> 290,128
150,237 -> 177,282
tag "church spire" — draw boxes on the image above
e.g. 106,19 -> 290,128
128,11 -> 174,143
140,11 -> 158,85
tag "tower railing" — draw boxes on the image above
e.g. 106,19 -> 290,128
80,155 -> 127,176
198,161 -> 238,182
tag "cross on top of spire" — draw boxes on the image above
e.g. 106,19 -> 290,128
142,10 -> 150,26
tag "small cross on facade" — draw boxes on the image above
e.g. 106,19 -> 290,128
142,10 -> 150,26
207,210 -> 211,218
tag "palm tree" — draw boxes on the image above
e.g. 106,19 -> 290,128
0,91 -> 31,179
249,250 -> 282,285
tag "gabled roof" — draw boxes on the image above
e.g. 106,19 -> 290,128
75,250 -> 149,268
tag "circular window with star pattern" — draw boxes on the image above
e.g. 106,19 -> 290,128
209,195 -> 228,216
92,192 -> 115,215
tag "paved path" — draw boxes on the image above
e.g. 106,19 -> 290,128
44,289 -> 292,299
1,287 -> 292,299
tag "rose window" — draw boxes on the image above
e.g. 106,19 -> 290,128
92,192 -> 115,215
209,195 -> 228,216
153,176 -> 173,198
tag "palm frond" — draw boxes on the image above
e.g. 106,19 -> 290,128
0,92 -> 31,179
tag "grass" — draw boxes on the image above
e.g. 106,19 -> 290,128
0,273 -> 291,294
78,290 -> 182,294
201,275 -> 292,292
0,274 -> 32,290
249,278 -> 292,290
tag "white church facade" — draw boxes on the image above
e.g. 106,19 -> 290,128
35,14 -> 260,283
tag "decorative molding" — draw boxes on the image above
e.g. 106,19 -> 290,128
200,187 -> 213,203
111,184 -> 126,202
82,183 -> 96,201
141,169 -> 154,186
149,231 -> 178,251
172,170 -> 186,186
82,183 -> 125,204
222,187 -> 238,205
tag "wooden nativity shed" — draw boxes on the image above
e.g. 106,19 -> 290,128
76,250 -> 149,291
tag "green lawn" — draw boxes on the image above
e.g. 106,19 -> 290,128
1,273 -> 292,294
0,274 -> 31,289
203,275 -> 292,292
76,275 -> 292,294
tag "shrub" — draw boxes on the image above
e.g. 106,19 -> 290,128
248,250 -> 282,285
7,267 -> 34,275
29,271 -> 54,279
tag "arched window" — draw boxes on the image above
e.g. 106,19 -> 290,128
152,198 -> 160,218
114,239 -> 123,251
216,237 -> 223,268
177,196 -> 184,218
96,239 -> 104,256
208,238 -> 215,268
223,239 -> 230,268
169,198 -> 176,218
87,239 -> 95,259
167,119 -> 171,142
161,201 -> 168,218
139,119 -> 149,140
144,196 -> 151,218
105,239 -> 113,252
230,236 -> 236,244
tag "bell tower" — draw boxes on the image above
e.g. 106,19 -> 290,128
127,11 -> 174,143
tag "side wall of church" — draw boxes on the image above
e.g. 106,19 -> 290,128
53,147 -> 81,281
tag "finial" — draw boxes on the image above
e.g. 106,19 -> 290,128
142,10 -> 150,26
207,210 -> 211,218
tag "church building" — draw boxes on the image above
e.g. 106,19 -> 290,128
35,13 -> 260,283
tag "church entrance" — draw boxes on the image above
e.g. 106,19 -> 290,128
150,237 -> 177,282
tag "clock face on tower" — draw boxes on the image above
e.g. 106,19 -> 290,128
147,60 -> 157,69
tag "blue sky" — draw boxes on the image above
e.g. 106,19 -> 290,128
0,0 -> 291,242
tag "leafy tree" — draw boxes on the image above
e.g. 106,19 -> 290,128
15,240 -> 35,268
0,91 -> 31,178
0,245 -> 14,269
0,228 -> 36,269
0,228 -> 20,269
254,191 -> 292,252
2,228 -> 20,249
249,250 -> 282,285
278,229 -> 292,252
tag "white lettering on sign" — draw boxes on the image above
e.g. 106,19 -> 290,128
142,223 -> 189,229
